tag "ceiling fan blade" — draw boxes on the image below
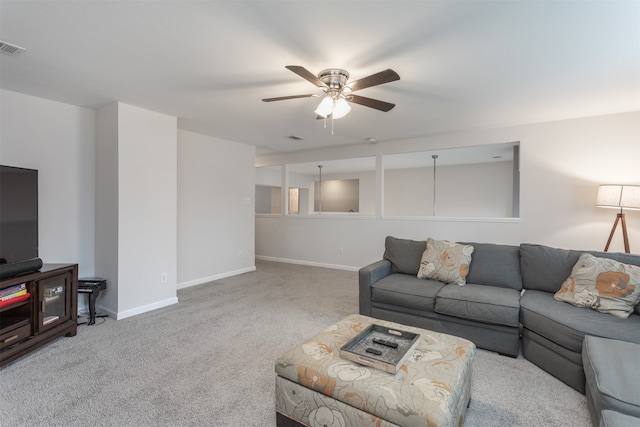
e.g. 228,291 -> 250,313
262,94 -> 315,102
348,69 -> 400,92
348,95 -> 395,112
285,65 -> 327,87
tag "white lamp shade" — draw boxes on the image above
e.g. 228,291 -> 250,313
621,185 -> 640,209
597,184 -> 640,209
331,98 -> 351,119
597,185 -> 623,208
314,96 -> 333,118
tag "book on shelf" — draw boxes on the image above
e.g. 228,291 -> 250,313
0,283 -> 26,298
0,293 -> 30,308
1,289 -> 27,301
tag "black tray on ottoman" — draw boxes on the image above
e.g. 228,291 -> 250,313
340,323 -> 420,374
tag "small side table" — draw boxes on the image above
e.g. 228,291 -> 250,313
78,277 -> 107,325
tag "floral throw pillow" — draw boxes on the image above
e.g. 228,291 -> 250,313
554,253 -> 640,319
417,238 -> 474,285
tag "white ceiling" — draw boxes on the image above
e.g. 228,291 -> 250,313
1,1 -> 638,157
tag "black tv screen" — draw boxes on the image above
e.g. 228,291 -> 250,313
0,165 -> 38,265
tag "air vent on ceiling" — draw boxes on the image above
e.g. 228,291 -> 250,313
286,135 -> 303,140
0,41 -> 26,56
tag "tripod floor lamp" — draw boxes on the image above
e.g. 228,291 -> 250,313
597,184 -> 640,253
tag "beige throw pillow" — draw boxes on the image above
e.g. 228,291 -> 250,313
417,238 -> 474,285
554,253 -> 640,319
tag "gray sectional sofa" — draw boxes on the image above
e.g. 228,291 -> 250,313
359,237 -> 523,357
359,236 -> 640,393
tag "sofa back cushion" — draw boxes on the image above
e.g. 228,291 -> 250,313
383,236 -> 426,275
520,243 -> 640,293
460,242 -> 522,291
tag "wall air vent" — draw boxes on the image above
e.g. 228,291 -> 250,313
286,135 -> 303,140
0,40 -> 26,56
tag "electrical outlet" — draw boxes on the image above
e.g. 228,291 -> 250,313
160,272 -> 168,283
239,250 -> 244,257
339,247 -> 344,255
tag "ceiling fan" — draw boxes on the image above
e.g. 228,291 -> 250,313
262,66 -> 400,123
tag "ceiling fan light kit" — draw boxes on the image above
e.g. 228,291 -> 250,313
314,96 -> 334,117
263,65 -> 399,133
315,96 -> 351,119
331,98 -> 351,119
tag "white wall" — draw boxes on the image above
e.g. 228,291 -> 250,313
117,103 -> 178,315
177,130 -> 256,288
0,89 -> 96,276
255,111 -> 640,270
95,103 -> 119,314
95,102 -> 178,318
3,91 -> 257,319
255,165 -> 281,186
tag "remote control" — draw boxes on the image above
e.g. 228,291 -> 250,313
366,347 -> 382,356
373,338 -> 398,348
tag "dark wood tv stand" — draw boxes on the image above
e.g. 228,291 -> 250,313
0,264 -> 78,367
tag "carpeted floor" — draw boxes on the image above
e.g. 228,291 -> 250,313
0,260 -> 589,426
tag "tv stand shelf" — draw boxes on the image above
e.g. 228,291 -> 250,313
0,264 -> 77,367
0,310 -> 30,330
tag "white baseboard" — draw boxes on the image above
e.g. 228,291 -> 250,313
115,297 -> 179,320
176,266 -> 257,290
255,255 -> 359,272
85,302 -> 167,320
85,267 -> 257,320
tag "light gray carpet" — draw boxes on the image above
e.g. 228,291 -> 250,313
0,260 -> 589,426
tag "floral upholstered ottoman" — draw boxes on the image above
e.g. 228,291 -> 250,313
275,314 -> 476,427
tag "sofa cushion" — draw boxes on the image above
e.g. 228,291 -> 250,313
583,337 -> 640,422
417,238 -> 474,285
599,410 -> 640,427
383,236 -> 425,275
460,242 -> 522,291
555,254 -> 640,319
371,274 -> 445,312
520,244 -> 640,293
435,284 -> 521,327
520,290 -> 640,353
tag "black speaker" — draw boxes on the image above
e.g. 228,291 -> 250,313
0,258 -> 43,280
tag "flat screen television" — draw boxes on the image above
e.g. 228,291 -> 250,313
0,165 -> 39,266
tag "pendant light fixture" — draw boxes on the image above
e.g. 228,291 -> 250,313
317,165 -> 323,213
432,155 -> 438,216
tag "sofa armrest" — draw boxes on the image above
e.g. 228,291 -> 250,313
358,260 -> 392,316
